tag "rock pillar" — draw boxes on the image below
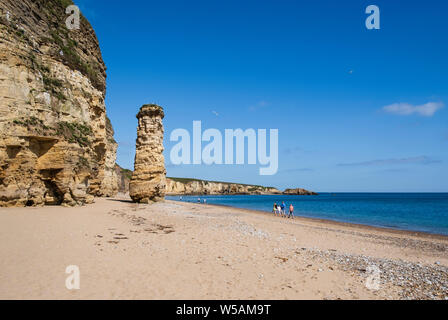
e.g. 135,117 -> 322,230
129,104 -> 166,203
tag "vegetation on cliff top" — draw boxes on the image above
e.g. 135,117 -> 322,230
26,0 -> 105,91
115,164 -> 273,189
1,1 -> 103,91
167,177 -> 274,189
48,28 -> 102,91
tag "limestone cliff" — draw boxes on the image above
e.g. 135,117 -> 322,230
0,0 -> 117,206
115,164 -> 131,194
166,178 -> 282,195
116,166 -> 317,196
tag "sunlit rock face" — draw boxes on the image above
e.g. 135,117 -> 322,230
0,0 -> 117,207
129,104 -> 166,204
283,188 -> 318,195
165,179 -> 282,195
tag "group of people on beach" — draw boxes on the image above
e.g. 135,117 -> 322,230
273,201 -> 294,219
197,197 -> 206,204
181,196 -> 294,218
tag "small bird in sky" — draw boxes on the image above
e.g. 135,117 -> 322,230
212,111 -> 219,116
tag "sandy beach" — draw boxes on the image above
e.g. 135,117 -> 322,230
0,194 -> 447,300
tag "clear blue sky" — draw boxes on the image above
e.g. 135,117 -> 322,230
75,0 -> 448,192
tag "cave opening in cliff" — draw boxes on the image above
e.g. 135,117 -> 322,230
39,169 -> 64,205
43,180 -> 64,205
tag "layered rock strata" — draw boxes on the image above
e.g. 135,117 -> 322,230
0,0 -> 117,207
129,104 -> 166,203
165,178 -> 282,195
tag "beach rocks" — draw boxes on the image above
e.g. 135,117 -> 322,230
304,248 -> 448,300
129,104 -> 166,203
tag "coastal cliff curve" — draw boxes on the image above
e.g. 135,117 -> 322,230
165,178 -> 283,195
115,165 -> 316,196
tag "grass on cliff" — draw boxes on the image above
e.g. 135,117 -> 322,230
28,52 -> 67,101
120,168 -> 133,180
13,117 -> 93,147
1,0 -> 103,91
0,15 -> 31,44
56,122 -> 92,146
13,117 -> 51,133
58,0 -> 74,7
47,16 -> 102,91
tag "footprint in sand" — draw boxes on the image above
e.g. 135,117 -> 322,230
114,236 -> 129,240
143,224 -> 175,234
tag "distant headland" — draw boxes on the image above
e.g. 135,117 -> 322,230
116,165 -> 317,196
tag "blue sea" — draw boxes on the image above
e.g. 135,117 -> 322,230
166,193 -> 448,236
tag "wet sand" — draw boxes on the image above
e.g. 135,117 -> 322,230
0,195 -> 447,300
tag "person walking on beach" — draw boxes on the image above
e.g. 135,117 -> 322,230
280,201 -> 286,217
273,203 -> 278,216
288,203 -> 294,219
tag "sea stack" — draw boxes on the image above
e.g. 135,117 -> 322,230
129,104 -> 166,203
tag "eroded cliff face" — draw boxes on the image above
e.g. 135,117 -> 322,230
129,104 -> 166,203
0,0 -> 117,207
165,178 -> 282,195
115,164 -> 131,194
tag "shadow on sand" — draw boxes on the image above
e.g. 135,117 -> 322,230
106,198 -> 134,204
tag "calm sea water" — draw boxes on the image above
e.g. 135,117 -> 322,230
166,193 -> 448,236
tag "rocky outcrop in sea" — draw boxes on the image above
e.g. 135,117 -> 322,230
283,188 -> 318,195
